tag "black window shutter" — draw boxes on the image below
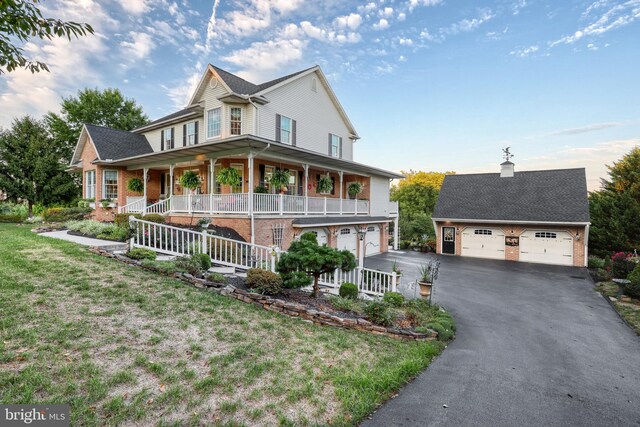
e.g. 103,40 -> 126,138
339,137 -> 343,159
292,120 -> 297,146
275,114 -> 281,142
170,127 -> 175,149
297,170 -> 303,195
194,121 -> 199,144
331,177 -> 335,195
183,124 -> 187,146
160,174 -> 165,194
259,164 -> 266,187
160,130 -> 165,151
328,134 -> 332,156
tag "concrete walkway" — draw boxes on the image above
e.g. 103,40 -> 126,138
39,230 -> 127,250
363,252 -> 640,427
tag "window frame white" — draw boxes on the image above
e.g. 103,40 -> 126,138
102,170 -> 118,200
280,115 -> 292,145
230,107 -> 242,136
85,170 -> 96,199
474,229 -> 493,235
207,107 -> 221,139
163,128 -> 173,150
330,133 -> 341,158
186,121 -> 197,145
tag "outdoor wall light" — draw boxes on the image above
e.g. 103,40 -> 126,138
357,227 -> 367,241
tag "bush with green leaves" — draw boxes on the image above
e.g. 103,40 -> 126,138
246,268 -> 283,295
625,265 -> 640,299
383,291 -> 405,307
179,170 -> 202,190
114,213 -> 142,227
139,259 -> 182,275
0,214 -> 25,223
126,248 -> 157,261
97,225 -> 130,242
363,301 -> 395,326
142,213 -> 165,224
591,268 -> 611,283
588,256 -> 605,269
195,253 -> 211,271
175,255 -> 203,276
127,178 -> 144,193
339,282 -> 358,299
207,272 -> 227,284
281,271 -> 312,289
66,220 -> 111,236
329,296 -> 365,314
43,207 -> 91,222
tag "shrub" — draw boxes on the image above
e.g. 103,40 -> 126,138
246,268 -> 283,295
142,214 -> 165,224
364,301 -> 394,326
139,259 -> 182,275
196,253 -> 211,271
66,220 -> 110,236
206,273 -> 227,284
591,268 -> 611,283
175,256 -> 203,276
426,322 -> 453,341
0,201 -> 28,216
625,265 -> 640,299
126,248 -> 157,260
114,213 -> 142,228
611,252 -> 637,279
43,207 -> 91,222
97,225 -> 130,241
383,291 -> 405,307
127,178 -> 144,193
588,256 -> 605,269
0,214 -> 25,223
339,282 -> 358,299
281,271 -> 312,289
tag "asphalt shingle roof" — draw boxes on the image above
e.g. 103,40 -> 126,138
433,168 -> 590,223
85,124 -> 153,161
136,106 -> 201,130
212,64 -> 316,95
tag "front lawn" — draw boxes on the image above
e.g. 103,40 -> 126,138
596,281 -> 640,335
0,224 -> 446,426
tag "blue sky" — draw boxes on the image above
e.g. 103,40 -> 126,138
1,0 -> 639,190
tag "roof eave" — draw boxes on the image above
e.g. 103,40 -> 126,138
133,110 -> 202,133
432,218 -> 591,226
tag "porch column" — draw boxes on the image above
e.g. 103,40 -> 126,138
208,158 -> 217,214
143,167 -> 149,215
339,171 -> 344,215
393,217 -> 399,250
169,164 -> 175,212
248,153 -> 255,245
303,164 -> 309,215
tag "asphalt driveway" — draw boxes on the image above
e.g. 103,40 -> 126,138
362,251 -> 640,427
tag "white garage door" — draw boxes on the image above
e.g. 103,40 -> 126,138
302,228 -> 328,246
461,228 -> 505,260
337,227 -> 357,256
365,225 -> 381,256
520,231 -> 573,266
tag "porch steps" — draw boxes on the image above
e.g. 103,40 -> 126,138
209,266 -> 236,274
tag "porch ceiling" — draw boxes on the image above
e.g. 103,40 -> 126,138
94,135 -> 403,178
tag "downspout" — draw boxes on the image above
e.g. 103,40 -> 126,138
584,224 -> 590,267
250,143 -> 271,246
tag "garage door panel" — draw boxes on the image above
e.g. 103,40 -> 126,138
520,231 -> 573,266
365,225 -> 380,256
461,228 -> 505,260
337,227 -> 357,256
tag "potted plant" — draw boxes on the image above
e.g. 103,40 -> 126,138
317,174 -> 333,194
127,177 -> 144,194
215,167 -> 241,191
417,260 -> 440,299
348,182 -> 363,199
269,169 -> 291,194
254,185 -> 268,194
179,170 -> 202,193
391,260 -> 402,279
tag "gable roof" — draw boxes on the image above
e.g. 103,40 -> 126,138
133,106 -> 201,132
433,168 -> 590,224
84,124 -> 153,161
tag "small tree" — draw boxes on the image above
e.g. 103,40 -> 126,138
277,233 -> 356,297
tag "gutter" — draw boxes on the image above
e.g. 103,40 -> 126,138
432,218 -> 591,226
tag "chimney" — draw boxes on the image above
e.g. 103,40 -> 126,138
500,161 -> 514,178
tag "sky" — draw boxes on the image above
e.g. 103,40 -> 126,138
1,0 -> 639,191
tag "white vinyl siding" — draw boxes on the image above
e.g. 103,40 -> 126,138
369,175 -> 392,216
207,108 -> 221,138
102,170 -> 118,200
85,170 -> 96,199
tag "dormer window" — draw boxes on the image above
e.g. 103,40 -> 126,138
276,114 -> 296,145
230,107 -> 242,135
161,128 -> 174,150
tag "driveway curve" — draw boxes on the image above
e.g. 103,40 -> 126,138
362,252 -> 640,427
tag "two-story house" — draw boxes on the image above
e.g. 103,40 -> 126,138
68,64 -> 401,255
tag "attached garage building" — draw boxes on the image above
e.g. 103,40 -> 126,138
433,163 -> 590,267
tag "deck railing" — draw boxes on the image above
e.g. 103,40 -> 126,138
119,197 -> 145,214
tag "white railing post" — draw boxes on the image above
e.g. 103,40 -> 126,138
323,197 -> 327,216
356,267 -> 362,291
355,197 -> 358,215
305,196 -> 308,215
270,249 -> 277,272
279,193 -> 284,215
188,193 -> 192,214
201,229 -> 207,255
333,269 -> 340,288
391,271 -> 397,292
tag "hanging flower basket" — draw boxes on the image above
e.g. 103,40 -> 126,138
317,175 -> 333,194
179,170 -> 202,191
270,169 -> 291,194
215,167 -> 241,189
127,177 -> 144,194
348,182 -> 363,198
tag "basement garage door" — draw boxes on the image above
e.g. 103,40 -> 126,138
461,228 -> 505,260
365,225 -> 381,256
520,231 -> 573,266
337,227 -> 357,256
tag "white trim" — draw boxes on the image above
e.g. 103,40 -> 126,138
279,114 -> 293,145
433,218 -> 590,226
229,106 -> 242,136
294,219 -> 392,228
102,169 -> 119,200
133,112 -> 200,133
206,107 -> 222,139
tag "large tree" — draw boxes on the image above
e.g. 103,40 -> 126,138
0,0 -> 93,74
589,147 -> 640,256
391,181 -> 441,246
397,170 -> 453,190
46,88 -> 149,159
0,116 -> 78,216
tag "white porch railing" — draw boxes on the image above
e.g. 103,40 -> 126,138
146,198 -> 171,215
129,217 -> 396,296
119,196 -> 145,214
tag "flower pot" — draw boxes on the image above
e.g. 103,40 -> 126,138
418,281 -> 432,298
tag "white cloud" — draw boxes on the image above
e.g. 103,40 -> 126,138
334,13 -> 362,30
512,0 -> 527,15
222,39 -> 308,82
358,2 -> 377,14
544,122 -> 622,137
373,19 -> 389,30
116,0 -> 151,15
399,37 -> 413,46
299,21 -> 361,44
510,44 -> 539,57
161,68 -> 202,109
398,12 -> 406,22
271,0 -> 304,13
442,9 -> 494,35
419,28 -> 440,41
587,43 -> 599,51
409,0 -> 443,11
120,31 -> 156,60
381,7 -> 394,18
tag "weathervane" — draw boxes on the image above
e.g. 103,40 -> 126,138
502,147 -> 514,162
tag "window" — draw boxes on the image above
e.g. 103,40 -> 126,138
367,226 -> 376,232
534,232 -> 557,238
474,229 -> 493,235
207,108 -> 221,138
263,165 -> 275,193
340,228 -> 351,235
102,170 -> 118,200
287,173 -> 297,195
162,173 -> 171,196
186,122 -> 197,145
85,170 -> 96,199
230,107 -> 242,135
330,134 -> 341,158
162,128 -> 174,150
280,115 -> 292,144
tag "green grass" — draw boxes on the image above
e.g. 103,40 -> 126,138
596,281 -> 640,335
0,224 -> 447,426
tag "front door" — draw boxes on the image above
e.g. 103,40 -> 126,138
442,227 -> 455,255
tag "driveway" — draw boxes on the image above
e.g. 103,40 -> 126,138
362,251 -> 640,427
